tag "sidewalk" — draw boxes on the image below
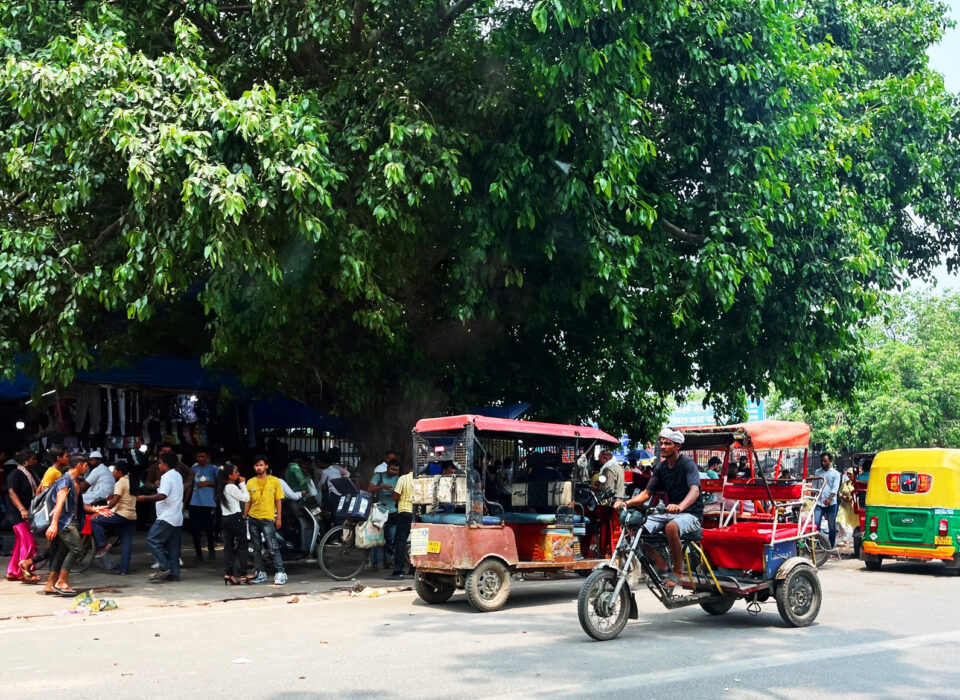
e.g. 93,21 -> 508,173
0,535 -> 413,623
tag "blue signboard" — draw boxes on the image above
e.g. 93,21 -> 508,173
668,399 -> 765,426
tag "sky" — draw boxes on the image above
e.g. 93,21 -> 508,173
919,0 -> 960,291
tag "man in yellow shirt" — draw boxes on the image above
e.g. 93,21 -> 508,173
244,455 -> 286,585
38,445 -> 70,493
387,466 -> 414,580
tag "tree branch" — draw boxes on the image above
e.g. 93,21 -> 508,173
661,219 -> 706,247
350,0 -> 371,52
91,214 -> 127,251
440,0 -> 483,33
188,12 -> 224,47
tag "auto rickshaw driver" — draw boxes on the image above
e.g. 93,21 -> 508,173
614,428 -> 702,590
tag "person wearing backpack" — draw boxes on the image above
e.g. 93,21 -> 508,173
43,455 -> 108,596
4,450 -> 40,583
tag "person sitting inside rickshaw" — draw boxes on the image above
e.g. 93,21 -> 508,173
614,428 -> 702,591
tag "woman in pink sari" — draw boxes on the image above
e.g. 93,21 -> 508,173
5,450 -> 40,583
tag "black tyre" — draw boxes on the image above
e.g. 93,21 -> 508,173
853,529 -> 862,559
700,596 -> 736,616
864,556 -> 883,571
70,534 -> 96,574
318,525 -> 366,581
464,558 -> 511,612
578,567 -> 631,641
415,572 -> 455,604
775,565 -> 822,627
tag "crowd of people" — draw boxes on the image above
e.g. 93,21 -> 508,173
1,443 -> 413,592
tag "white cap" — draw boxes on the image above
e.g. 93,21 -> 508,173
89,449 -> 103,459
658,428 -> 685,446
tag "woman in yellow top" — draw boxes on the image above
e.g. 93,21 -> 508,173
244,455 -> 286,585
837,468 -> 858,549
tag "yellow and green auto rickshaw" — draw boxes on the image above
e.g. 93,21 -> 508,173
861,449 -> 960,574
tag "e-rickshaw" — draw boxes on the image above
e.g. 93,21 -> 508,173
861,448 -> 960,574
408,415 -> 622,612
578,423 -> 826,640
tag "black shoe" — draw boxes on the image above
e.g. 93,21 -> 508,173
385,573 -> 406,580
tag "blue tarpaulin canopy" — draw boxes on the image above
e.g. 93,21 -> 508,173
252,395 -> 347,433
0,355 -> 244,399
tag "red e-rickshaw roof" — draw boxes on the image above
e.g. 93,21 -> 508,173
671,420 -> 810,451
414,415 -> 619,444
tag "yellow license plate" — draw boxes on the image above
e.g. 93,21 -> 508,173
427,541 -> 442,553
935,536 -> 953,545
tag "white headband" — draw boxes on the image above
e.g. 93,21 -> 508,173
659,428 -> 685,446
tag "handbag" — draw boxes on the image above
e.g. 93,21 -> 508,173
355,516 -> 386,549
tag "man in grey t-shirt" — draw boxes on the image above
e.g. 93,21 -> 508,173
614,428 -> 701,590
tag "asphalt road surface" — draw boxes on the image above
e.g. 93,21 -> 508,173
2,557 -> 958,699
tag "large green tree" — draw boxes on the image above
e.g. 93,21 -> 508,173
771,291 -> 960,452
2,0 -> 959,454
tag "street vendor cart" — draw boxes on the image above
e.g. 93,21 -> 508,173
409,415 -> 621,612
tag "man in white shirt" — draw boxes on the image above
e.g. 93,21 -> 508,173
813,452 -> 842,549
82,450 -> 115,505
137,452 -> 184,582
373,450 -> 398,475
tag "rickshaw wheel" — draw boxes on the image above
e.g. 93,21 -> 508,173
415,572 -> 455,604
775,565 -> 821,627
864,556 -> 882,571
465,558 -> 511,612
578,568 -> 630,641
699,596 -> 736,616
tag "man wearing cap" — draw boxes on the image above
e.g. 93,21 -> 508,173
82,450 -> 115,507
614,428 -> 702,591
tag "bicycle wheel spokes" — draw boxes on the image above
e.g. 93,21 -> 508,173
319,526 -> 367,580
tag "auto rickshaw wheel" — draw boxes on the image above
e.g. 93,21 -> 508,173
853,529 -> 862,558
464,558 -> 511,612
864,555 -> 883,571
415,572 -> 455,604
775,565 -> 821,627
699,596 -> 736,616
578,568 -> 631,641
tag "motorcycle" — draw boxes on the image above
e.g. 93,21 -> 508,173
578,502 -> 822,641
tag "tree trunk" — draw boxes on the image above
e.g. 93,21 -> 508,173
347,394 -> 442,487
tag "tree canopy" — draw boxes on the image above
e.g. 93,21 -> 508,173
771,291 -> 960,452
2,0 -> 959,448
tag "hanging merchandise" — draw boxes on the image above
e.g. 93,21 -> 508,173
105,387 -> 114,435
75,386 -> 101,435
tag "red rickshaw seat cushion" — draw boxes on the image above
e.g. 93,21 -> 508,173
700,522 -> 801,572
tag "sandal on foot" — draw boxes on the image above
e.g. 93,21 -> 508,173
662,573 -> 679,593
53,585 -> 78,596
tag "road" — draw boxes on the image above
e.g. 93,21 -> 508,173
1,557 -> 958,699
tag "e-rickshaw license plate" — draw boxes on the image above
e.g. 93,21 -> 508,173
935,536 -> 953,545
427,541 -> 442,553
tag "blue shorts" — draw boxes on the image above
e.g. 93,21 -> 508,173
643,512 -> 702,537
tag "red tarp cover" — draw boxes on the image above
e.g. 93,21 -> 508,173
673,420 -> 810,450
414,415 -> 619,444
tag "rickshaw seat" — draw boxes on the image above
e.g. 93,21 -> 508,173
500,512 -> 586,525
419,513 -> 504,526
700,522 -> 802,572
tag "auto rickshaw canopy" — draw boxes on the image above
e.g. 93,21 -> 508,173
671,420 -> 811,451
414,414 -> 619,445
